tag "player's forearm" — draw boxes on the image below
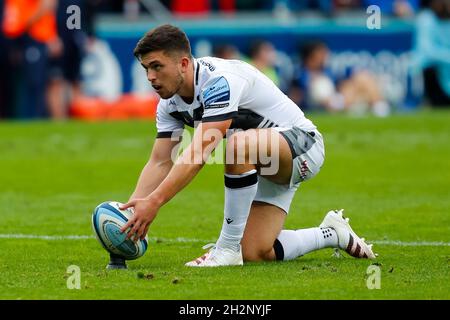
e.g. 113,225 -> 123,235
148,145 -> 206,206
152,163 -> 203,206
129,160 -> 173,201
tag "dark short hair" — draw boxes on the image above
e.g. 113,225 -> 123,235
300,40 -> 327,63
249,39 -> 270,59
133,24 -> 192,60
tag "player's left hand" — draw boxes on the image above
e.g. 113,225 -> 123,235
119,198 -> 160,242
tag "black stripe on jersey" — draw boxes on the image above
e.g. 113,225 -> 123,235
171,111 -> 193,127
229,109 -> 279,130
169,105 -> 204,128
202,111 -> 238,122
195,61 -> 200,86
263,120 -> 274,128
258,118 -> 270,128
230,109 -> 264,129
169,111 -> 185,122
193,104 -> 204,122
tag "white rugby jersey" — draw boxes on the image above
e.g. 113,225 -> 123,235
156,57 -> 316,138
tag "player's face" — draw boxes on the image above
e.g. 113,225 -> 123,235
259,43 -> 276,66
307,47 -> 329,71
140,50 -> 185,99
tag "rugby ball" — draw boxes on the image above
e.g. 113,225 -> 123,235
92,201 -> 148,260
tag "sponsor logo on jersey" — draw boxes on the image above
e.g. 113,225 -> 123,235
203,77 -> 230,109
198,59 -> 216,72
205,103 -> 230,109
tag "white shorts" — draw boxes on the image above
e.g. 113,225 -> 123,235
253,127 -> 325,214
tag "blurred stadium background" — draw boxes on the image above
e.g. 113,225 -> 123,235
1,0 -> 449,120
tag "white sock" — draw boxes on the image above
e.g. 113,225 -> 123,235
216,169 -> 258,252
274,227 -> 338,261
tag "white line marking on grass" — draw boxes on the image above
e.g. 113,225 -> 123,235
371,240 -> 450,247
0,234 -> 209,242
0,234 -> 94,240
0,234 -> 448,247
152,237 -> 215,243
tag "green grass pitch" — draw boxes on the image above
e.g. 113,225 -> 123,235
0,110 -> 449,300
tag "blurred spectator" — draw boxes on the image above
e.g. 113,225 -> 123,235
333,0 -> 363,11
272,0 -> 333,13
171,0 -> 210,17
411,0 -> 450,107
272,0 -> 420,16
47,0 -> 87,120
235,0 -> 266,11
248,40 -> 280,88
363,0 -> 419,17
0,1 -> 12,118
123,0 -> 140,20
290,40 -> 390,116
2,0 -> 59,119
85,0 -> 109,38
212,43 -> 241,59
211,0 -> 236,13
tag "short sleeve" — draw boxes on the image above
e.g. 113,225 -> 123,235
200,74 -> 247,122
156,101 -> 184,138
